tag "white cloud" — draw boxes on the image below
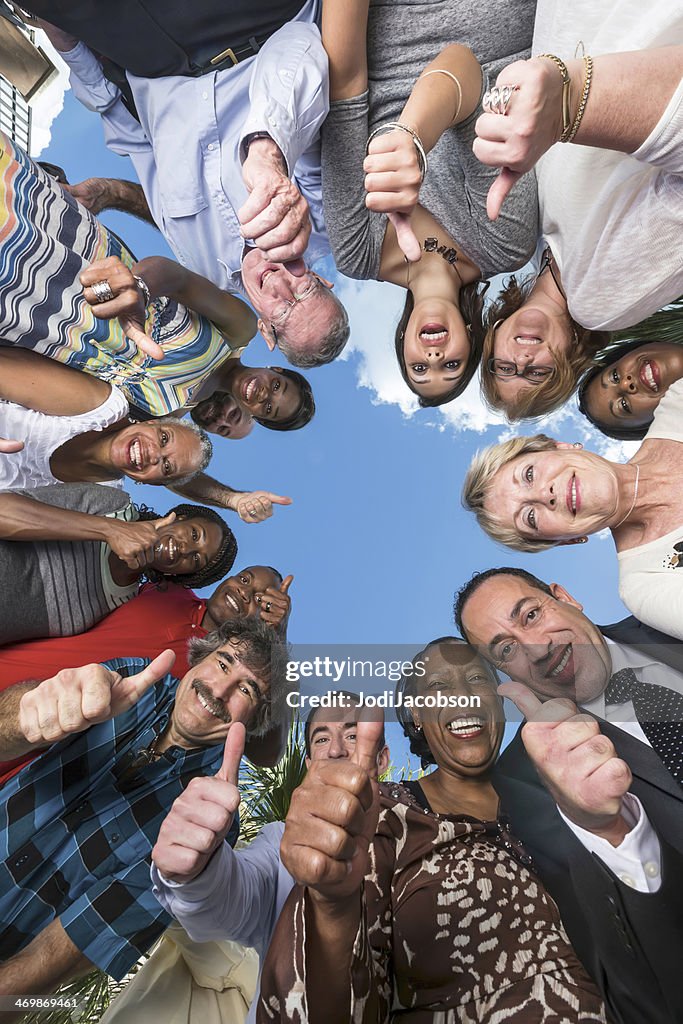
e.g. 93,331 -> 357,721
27,32 -> 70,157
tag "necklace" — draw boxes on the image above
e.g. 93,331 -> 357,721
405,236 -> 464,288
612,463 -> 641,531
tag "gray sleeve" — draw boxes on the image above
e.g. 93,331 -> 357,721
321,92 -> 386,281
8,482 -> 133,516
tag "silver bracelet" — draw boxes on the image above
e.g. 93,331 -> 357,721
365,122 -> 428,182
133,274 -> 151,308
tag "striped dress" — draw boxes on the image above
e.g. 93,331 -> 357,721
0,130 -> 245,416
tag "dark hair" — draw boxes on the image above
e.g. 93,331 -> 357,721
395,637 -> 499,768
454,567 -> 554,638
577,338 -> 658,441
136,503 -> 237,588
255,368 -> 316,432
303,690 -> 386,757
394,282 -> 486,408
188,617 -> 290,738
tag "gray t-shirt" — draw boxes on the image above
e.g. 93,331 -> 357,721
322,0 -> 539,281
0,483 -> 139,645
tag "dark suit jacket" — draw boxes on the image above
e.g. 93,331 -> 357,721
493,616 -> 683,1024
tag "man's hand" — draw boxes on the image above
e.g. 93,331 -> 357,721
229,490 -> 293,524
256,574 -> 293,629
63,178 -> 114,215
104,512 -> 177,569
152,722 -> 245,883
80,255 -> 165,360
0,436 -> 24,454
239,137 -> 310,268
363,129 -> 422,262
280,719 -> 383,903
473,57 -> 567,220
500,682 -> 633,844
19,649 -> 176,746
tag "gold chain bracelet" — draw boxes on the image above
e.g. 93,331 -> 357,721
564,55 -> 593,143
538,53 -> 572,142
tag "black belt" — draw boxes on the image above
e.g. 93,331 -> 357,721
189,33 -> 270,76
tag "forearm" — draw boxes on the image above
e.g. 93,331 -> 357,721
0,919 -> 92,1020
0,682 -> 43,763
93,178 -> 156,225
555,47 -> 683,153
0,494 -> 111,544
322,0 -> 370,101
400,45 -> 483,151
134,257 -> 257,342
168,473 -> 240,510
305,891 -> 361,1023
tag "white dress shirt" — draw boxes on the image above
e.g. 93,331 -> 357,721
59,0 -> 330,295
560,636 -> 683,893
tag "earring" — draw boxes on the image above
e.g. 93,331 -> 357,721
414,723 -> 422,732
578,537 -> 588,544
492,319 -> 503,331
573,442 -> 583,449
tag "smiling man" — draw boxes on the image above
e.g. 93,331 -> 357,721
455,566 -> 683,1024
0,619 -> 287,1022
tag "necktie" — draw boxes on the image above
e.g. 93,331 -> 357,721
605,668 -> 683,784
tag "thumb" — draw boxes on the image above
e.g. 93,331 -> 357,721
155,512 -> 177,530
284,257 -> 307,277
217,721 -> 246,784
352,718 -> 384,776
266,494 -> 293,506
388,212 -> 421,263
123,319 -> 166,361
124,649 -> 176,706
238,183 -> 268,227
486,168 -> 520,221
498,681 -> 544,720
0,437 -> 24,454
279,574 -> 294,594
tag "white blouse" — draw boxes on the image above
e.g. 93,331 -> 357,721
0,386 -> 130,491
618,378 -> 683,640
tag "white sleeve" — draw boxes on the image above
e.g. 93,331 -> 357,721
239,21 -> 329,175
151,825 -> 282,951
558,794 -> 662,892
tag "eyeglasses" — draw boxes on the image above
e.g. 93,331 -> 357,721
486,358 -> 555,385
269,277 -> 323,332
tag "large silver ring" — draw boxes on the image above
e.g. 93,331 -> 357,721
482,84 -> 518,115
91,279 -> 115,303
249,508 -> 258,518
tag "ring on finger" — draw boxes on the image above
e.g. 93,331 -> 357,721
249,508 -> 258,518
482,84 -> 519,115
91,279 -> 115,303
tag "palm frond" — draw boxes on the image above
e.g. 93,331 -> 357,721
615,295 -> 683,345
239,717 -> 307,842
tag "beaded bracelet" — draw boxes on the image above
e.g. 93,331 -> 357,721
365,122 -> 428,182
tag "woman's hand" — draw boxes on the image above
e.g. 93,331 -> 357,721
103,512 -> 176,570
364,130 -> 422,262
229,490 -> 293,524
256,574 -> 293,628
80,255 -> 165,360
473,58 -> 567,220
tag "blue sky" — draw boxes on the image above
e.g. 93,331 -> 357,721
37,76 -> 634,771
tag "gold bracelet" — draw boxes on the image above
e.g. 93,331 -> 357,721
564,54 -> 593,143
538,53 -> 572,142
418,69 -> 463,125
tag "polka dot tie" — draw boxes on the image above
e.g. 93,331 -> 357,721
605,668 -> 683,785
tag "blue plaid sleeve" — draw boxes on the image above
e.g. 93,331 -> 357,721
60,858 -> 172,980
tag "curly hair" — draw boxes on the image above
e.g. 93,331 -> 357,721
480,273 -> 610,420
462,434 -> 560,553
577,339 -> 657,441
255,368 -> 316,432
187,617 -> 290,738
154,417 -> 213,485
394,282 -> 487,407
137,502 -> 237,587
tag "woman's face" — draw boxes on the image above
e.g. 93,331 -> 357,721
110,423 -> 203,484
230,366 -> 302,424
415,642 -> 504,777
150,515 -> 224,576
484,446 -> 619,543
403,298 -> 470,401
490,304 -> 574,406
583,343 -> 683,434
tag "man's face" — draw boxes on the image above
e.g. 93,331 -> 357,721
241,250 -> 340,362
306,707 -> 389,780
460,575 -> 612,704
171,639 -> 269,749
191,392 -> 253,440
206,566 -> 282,624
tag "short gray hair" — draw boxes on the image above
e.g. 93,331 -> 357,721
156,417 -> 213,485
188,617 -> 290,737
462,434 -> 559,553
278,294 -> 350,369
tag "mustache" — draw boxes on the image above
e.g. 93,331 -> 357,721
192,680 -> 230,722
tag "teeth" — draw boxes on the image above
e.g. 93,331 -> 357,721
225,593 -> 240,613
130,439 -> 142,468
420,329 -> 447,342
550,646 -> 572,677
571,478 -> 577,513
644,362 -> 658,392
245,378 -> 258,402
197,691 -> 221,718
168,538 -> 176,560
515,336 -> 542,345
447,717 -> 485,733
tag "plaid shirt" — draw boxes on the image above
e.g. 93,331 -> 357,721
0,657 -> 237,979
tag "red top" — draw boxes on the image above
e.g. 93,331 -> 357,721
0,584 -> 207,786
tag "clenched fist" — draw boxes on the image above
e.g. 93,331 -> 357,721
152,722 -> 245,883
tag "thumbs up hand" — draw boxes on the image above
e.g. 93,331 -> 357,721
280,718 -> 383,903
152,722 -> 245,884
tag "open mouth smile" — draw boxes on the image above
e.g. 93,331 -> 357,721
446,715 -> 486,738
419,323 -> 448,345
242,377 -> 262,404
192,682 -> 229,721
566,474 -> 580,516
223,590 -> 242,614
546,644 -> 573,679
639,360 -> 659,393
128,438 -> 145,471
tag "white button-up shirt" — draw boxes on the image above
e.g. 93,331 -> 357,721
60,0 -> 330,296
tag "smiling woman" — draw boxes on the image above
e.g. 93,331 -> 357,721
463,377 -> 683,640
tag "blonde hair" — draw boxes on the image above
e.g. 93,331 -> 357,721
462,434 -> 560,552
480,275 -> 610,420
